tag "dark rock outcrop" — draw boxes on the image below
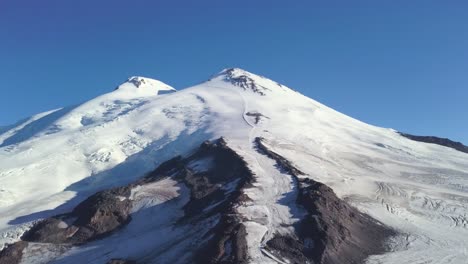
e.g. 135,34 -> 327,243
179,138 -> 254,264
221,68 -> 270,95
246,111 -> 269,124
297,178 -> 393,264
22,186 -> 133,244
266,235 -> 309,263
127,77 -> 145,88
399,132 -> 468,154
136,138 -> 253,263
256,137 -> 395,264
4,138 -> 254,264
0,241 -> 28,264
254,137 -> 304,176
2,137 -> 395,264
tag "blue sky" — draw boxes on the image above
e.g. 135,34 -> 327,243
1,0 -> 467,143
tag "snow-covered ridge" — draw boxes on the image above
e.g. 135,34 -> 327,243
0,68 -> 468,263
211,67 -> 292,95
115,76 -> 176,96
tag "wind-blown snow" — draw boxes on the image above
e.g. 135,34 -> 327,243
1,70 -> 468,263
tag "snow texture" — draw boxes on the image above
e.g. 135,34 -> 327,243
1,69 -> 468,263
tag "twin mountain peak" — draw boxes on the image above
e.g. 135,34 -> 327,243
115,68 -> 291,96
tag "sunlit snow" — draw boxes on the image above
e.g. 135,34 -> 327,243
1,69 -> 467,263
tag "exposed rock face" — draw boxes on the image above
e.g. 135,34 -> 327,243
72,187 -> 132,240
221,68 -> 270,95
255,137 -> 395,264
129,138 -> 254,263
22,186 -> 133,244
245,111 -> 269,124
127,77 -> 146,88
178,139 -> 254,264
2,138 -> 254,264
114,76 -> 176,95
399,132 -> 468,154
297,178 -> 393,264
254,137 -> 304,176
1,137 -> 395,263
0,241 -> 28,264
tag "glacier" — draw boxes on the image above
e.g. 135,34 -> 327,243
0,68 -> 467,263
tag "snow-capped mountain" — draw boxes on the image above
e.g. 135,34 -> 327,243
1,69 -> 467,264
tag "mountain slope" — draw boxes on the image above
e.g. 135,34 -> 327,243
1,68 -> 467,264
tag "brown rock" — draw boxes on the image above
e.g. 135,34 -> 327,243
0,241 -> 28,264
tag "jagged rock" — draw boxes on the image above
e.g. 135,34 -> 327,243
22,186 -> 133,244
245,111 -> 269,124
0,241 -> 28,264
255,137 -> 395,264
71,187 -> 133,242
179,138 -> 254,263
255,137 -> 304,176
399,132 -> 468,154
6,138 -> 254,264
2,137 -> 396,264
297,178 -> 394,264
221,68 -> 270,95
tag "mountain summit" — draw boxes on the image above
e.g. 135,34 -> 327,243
0,69 -> 467,264
115,76 -> 176,96
210,67 -> 291,95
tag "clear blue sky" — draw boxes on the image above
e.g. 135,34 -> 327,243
1,0 -> 467,143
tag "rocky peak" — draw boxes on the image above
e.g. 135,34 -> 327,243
220,68 -> 270,95
211,68 -> 285,96
115,76 -> 176,96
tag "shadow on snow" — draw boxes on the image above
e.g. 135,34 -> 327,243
9,128 -> 212,226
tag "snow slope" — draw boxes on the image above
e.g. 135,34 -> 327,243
1,68 -> 468,263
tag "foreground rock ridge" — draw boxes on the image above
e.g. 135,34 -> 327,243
1,68 -> 467,263
0,138 -> 394,264
1,139 -> 253,263
255,137 -> 395,264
